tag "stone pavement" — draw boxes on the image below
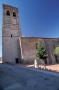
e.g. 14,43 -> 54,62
0,64 -> 59,90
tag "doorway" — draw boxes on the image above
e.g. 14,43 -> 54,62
15,58 -> 19,63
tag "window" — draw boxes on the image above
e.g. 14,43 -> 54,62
11,34 -> 12,38
6,10 -> 10,16
13,12 -> 16,17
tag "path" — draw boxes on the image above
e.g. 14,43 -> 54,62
0,64 -> 59,90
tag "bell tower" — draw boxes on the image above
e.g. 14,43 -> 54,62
2,4 -> 21,63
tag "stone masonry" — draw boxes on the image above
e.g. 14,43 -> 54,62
2,4 -> 21,63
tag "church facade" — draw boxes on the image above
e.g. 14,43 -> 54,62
2,4 -> 59,64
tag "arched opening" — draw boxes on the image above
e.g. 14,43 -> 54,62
6,10 -> 10,16
13,12 -> 16,17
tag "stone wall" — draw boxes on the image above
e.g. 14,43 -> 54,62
2,4 -> 21,64
19,37 -> 59,64
19,37 -> 44,64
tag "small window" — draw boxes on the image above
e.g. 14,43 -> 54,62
6,10 -> 10,16
13,12 -> 16,17
11,34 -> 12,38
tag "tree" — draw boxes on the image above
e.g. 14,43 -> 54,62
36,42 -> 48,69
54,46 -> 59,56
54,46 -> 59,63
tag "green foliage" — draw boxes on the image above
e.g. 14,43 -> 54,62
36,43 -> 47,59
54,47 -> 59,56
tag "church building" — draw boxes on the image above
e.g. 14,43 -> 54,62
2,4 -> 59,64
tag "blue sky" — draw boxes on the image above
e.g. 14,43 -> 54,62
0,0 -> 59,56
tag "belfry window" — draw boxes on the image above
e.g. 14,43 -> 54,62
6,10 -> 10,16
13,12 -> 16,17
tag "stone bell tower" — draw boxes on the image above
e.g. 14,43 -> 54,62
2,4 -> 21,63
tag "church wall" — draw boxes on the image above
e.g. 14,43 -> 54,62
20,37 -> 44,64
44,39 -> 56,64
20,37 -> 58,64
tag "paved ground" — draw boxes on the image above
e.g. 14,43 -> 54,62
0,64 -> 59,90
26,64 -> 59,72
